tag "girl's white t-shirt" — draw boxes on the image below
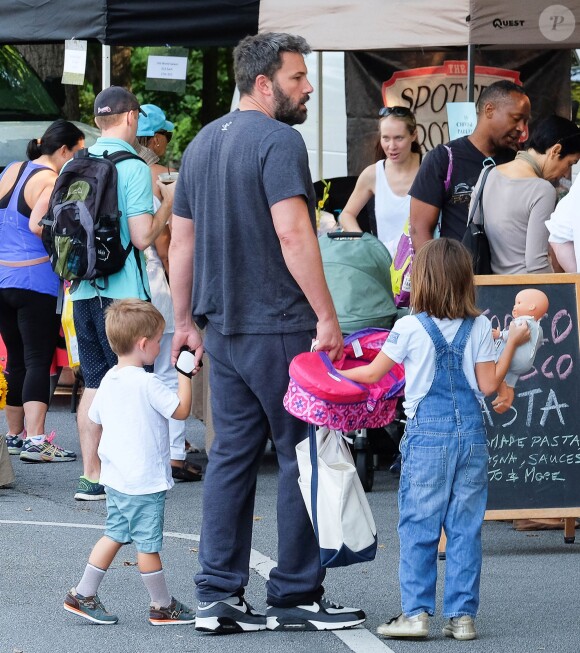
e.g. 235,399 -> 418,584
381,314 -> 496,418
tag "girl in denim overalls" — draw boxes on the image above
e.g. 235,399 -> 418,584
341,239 -> 529,641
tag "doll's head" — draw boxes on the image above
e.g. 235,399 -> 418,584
512,288 -> 549,321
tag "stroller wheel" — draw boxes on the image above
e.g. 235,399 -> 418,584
353,430 -> 374,492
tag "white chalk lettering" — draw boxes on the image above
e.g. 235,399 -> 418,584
518,388 -> 543,427
540,388 -> 568,427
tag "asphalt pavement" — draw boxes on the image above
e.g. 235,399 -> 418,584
1,392 -> 579,653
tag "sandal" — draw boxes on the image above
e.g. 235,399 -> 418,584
171,461 -> 203,482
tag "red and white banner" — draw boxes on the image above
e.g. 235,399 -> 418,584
345,49 -> 571,175
381,60 -> 521,151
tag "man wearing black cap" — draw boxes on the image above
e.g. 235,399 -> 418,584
71,87 -> 174,502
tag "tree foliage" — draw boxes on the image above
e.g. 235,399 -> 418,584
79,45 -> 235,166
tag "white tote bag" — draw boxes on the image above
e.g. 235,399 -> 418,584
296,425 -> 377,567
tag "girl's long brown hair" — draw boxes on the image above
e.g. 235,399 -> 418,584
411,239 -> 480,319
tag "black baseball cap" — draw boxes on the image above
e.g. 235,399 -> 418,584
94,86 -> 146,117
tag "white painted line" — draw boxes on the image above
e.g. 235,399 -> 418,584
0,519 -> 104,529
335,629 -> 397,653
0,520 -> 397,653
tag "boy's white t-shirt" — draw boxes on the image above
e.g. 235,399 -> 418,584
381,314 -> 496,418
88,366 -> 180,495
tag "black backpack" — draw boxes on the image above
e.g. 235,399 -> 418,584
42,148 -> 144,283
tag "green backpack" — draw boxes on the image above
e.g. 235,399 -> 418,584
320,232 -> 397,335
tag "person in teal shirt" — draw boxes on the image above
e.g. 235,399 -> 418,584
71,87 -> 174,502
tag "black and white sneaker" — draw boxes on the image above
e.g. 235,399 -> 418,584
195,595 -> 266,634
266,597 -> 366,631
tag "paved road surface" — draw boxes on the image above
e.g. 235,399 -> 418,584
1,394 -> 578,653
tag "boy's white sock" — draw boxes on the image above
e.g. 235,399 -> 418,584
76,563 -> 106,597
141,569 -> 171,608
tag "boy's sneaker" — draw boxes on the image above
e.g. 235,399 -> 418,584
6,433 -> 24,455
63,588 -> 118,625
20,432 -> 76,463
266,597 -> 366,631
149,597 -> 196,626
74,476 -> 106,501
196,595 -> 266,633
377,612 -> 429,638
442,615 -> 477,640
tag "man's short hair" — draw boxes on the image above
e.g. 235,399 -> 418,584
94,113 -> 126,130
477,80 -> 528,112
233,32 -> 311,96
105,298 -> 165,356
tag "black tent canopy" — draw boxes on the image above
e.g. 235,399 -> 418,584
0,0 -> 259,46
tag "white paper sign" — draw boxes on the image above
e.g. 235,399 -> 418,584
62,40 -> 87,85
446,102 -> 477,141
146,55 -> 188,81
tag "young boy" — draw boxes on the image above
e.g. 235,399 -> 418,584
64,298 -> 198,626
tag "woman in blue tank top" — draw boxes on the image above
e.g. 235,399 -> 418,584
0,119 -> 84,466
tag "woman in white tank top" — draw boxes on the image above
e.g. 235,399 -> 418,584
340,107 -> 421,258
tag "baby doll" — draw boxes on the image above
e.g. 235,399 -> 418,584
491,288 -> 548,414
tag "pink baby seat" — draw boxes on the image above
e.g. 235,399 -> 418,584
284,328 -> 405,431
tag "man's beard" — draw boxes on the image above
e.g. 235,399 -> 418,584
273,81 -> 308,125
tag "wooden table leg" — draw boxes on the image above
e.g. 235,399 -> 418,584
564,517 -> 576,544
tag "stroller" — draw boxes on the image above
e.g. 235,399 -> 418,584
284,328 -> 405,493
318,230 -> 406,490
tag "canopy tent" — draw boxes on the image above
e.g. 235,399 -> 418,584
0,0 -> 259,46
3,1 -> 580,50
259,1 -> 580,50
469,1 -> 580,48
2,0 -> 578,179
259,1 -> 469,51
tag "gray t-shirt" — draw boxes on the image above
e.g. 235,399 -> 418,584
173,109 -> 317,335
472,167 -> 555,274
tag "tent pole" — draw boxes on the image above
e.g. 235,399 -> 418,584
317,51 -> 323,181
102,45 -> 111,90
467,44 -> 475,102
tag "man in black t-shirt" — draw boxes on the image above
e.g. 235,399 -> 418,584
410,81 -> 531,250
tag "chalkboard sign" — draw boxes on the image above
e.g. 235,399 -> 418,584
475,274 -> 580,513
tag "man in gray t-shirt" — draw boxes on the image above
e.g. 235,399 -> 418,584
169,33 -> 365,634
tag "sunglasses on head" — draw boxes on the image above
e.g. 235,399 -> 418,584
156,129 -> 173,143
379,106 -> 413,118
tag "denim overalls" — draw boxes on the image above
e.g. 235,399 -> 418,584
398,313 -> 488,619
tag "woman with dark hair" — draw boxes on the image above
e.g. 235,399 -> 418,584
339,106 -> 421,257
0,119 -> 84,464
471,114 -> 580,274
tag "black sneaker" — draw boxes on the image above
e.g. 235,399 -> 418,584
266,597 -> 366,631
5,433 -> 24,455
74,476 -> 106,501
195,595 -> 266,634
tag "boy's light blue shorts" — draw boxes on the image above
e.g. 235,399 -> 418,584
104,487 -> 166,553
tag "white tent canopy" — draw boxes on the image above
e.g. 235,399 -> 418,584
259,0 -> 580,50
259,0 -> 469,50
